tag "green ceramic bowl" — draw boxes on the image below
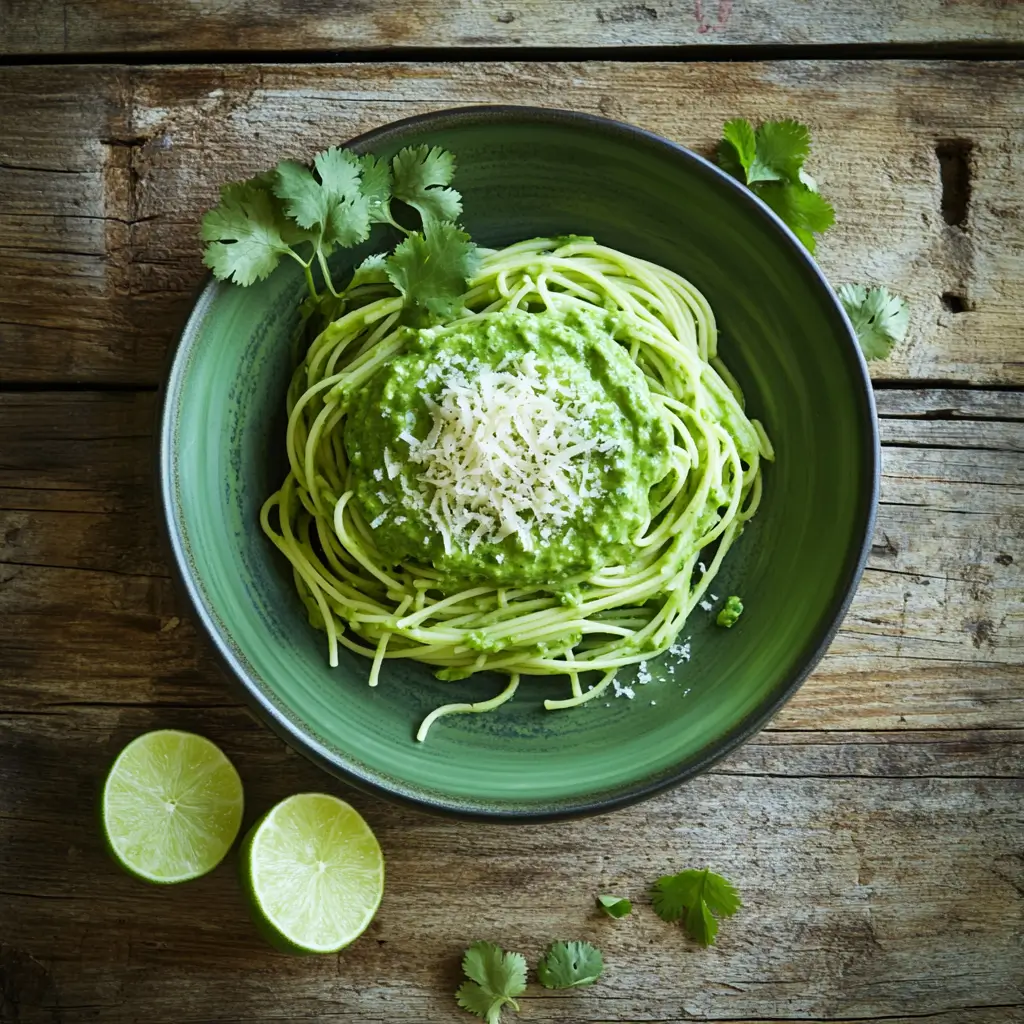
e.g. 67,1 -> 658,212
160,107 -> 877,820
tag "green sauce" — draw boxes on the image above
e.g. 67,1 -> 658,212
716,595 -> 744,628
344,308 -> 670,586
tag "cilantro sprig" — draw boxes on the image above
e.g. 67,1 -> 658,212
838,284 -> 910,361
652,867 -> 742,946
719,117 -> 911,357
717,118 -> 834,253
455,941 -> 527,1024
200,143 -> 479,318
536,940 -> 604,989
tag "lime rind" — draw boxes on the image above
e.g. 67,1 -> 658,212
102,730 -> 244,884
242,793 -> 384,954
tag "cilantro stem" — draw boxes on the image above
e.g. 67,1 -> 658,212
385,212 -> 413,236
302,261 -> 317,299
317,248 -> 341,298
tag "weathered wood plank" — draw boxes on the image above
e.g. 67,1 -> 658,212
2,0 -> 1022,55
2,391 -> 1021,730
1,61 -> 1022,385
874,388 -> 1024,420
721,727 -> 1024,777
1,702 -> 1021,1021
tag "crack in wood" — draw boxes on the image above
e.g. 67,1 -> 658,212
936,138 -> 973,229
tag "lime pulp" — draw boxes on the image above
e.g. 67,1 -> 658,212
241,793 -> 384,954
102,729 -> 244,884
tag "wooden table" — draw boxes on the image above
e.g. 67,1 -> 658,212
2,5 -> 1023,1022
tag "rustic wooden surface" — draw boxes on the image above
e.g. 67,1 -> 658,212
3,61 -> 1024,387
2,0 -> 1022,54
1,49 -> 1023,1024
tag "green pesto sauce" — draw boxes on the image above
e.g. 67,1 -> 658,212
716,594 -> 744,628
343,307 -> 671,587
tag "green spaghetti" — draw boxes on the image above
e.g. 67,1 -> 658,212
260,236 -> 773,740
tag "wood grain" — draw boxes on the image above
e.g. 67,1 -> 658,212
1,0 -> 1022,55
1,706 -> 1022,1023
0,391 -> 1020,1021
1,388 -> 1021,730
1,57 -> 1022,1024
1,61 -> 1023,385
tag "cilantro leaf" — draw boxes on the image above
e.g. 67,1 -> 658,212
392,144 -> 463,225
456,942 -> 526,1024
359,154 -> 394,224
719,117 -> 810,186
272,160 -> 329,230
837,284 -> 910,361
200,182 -> 292,286
753,180 -> 834,253
273,152 -> 370,255
596,894 -> 632,919
717,118 -> 832,252
323,194 -> 371,251
652,868 -> 742,946
386,221 -> 480,317
347,252 -> 390,290
719,118 -> 758,182
536,941 -> 604,990
393,143 -> 455,190
313,146 -> 362,202
201,143 -> 471,305
456,982 -> 504,1024
755,118 -> 810,182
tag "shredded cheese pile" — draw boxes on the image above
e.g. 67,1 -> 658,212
395,352 -> 618,553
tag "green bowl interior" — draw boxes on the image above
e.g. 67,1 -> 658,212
163,110 -> 875,818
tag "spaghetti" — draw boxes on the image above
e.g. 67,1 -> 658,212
261,237 -> 773,739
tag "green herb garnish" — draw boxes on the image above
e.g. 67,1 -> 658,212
652,867 -> 742,946
200,144 -> 478,315
717,118 -> 834,253
596,894 -> 632,918
536,940 -> 604,989
716,595 -> 743,628
837,284 -> 910,361
386,220 -> 481,317
455,941 -> 527,1023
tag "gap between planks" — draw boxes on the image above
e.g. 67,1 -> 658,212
3,43 -> 1024,66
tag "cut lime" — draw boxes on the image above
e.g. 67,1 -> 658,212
241,793 -> 384,954
102,730 -> 244,884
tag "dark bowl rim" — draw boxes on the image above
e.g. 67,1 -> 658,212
158,103 -> 880,823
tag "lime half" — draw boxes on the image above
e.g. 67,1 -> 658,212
242,793 -> 384,954
102,730 -> 244,884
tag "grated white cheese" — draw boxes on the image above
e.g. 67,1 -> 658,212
402,352 -> 618,553
699,599 -> 714,612
669,638 -> 692,661
613,679 -> 635,700
636,661 -> 652,686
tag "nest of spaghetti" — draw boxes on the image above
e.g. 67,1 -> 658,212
262,238 -> 772,739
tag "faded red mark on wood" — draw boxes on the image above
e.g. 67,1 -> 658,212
694,0 -> 733,33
